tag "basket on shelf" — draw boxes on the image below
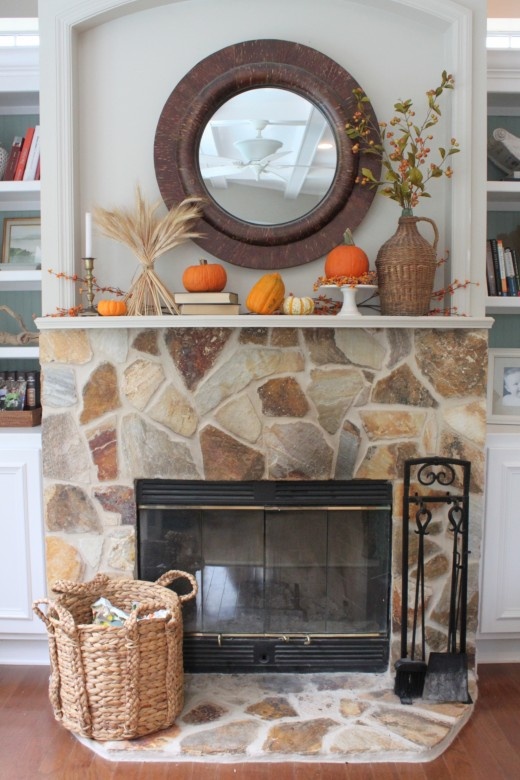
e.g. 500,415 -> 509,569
33,569 -> 197,741
0,408 -> 42,427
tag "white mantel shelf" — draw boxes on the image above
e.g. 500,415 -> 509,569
35,315 -> 494,330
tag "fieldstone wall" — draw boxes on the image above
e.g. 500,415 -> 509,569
39,325 -> 488,663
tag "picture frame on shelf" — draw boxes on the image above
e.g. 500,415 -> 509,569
1,217 -> 41,267
488,348 -> 520,424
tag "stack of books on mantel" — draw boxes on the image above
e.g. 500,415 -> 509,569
174,291 -> 241,315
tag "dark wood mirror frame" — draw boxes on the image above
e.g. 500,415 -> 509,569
154,39 -> 381,269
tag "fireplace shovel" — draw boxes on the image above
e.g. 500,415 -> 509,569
394,501 -> 430,705
422,500 -> 472,704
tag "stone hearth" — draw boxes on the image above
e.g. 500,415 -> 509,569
76,670 -> 476,763
39,325 -> 487,666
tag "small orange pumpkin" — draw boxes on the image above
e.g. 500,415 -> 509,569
324,229 -> 369,278
246,273 -> 285,314
182,259 -> 227,292
97,299 -> 127,316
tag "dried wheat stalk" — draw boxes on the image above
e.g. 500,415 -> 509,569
93,186 -> 203,316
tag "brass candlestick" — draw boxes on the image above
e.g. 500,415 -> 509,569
79,256 -> 99,316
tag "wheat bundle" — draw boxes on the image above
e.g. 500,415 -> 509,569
93,187 -> 203,316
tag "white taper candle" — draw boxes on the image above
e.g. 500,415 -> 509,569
85,212 -> 92,257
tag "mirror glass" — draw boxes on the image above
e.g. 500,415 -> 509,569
198,88 -> 337,226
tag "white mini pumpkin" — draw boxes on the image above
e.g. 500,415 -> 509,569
282,295 -> 315,315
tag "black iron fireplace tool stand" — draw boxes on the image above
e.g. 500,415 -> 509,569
395,456 -> 472,705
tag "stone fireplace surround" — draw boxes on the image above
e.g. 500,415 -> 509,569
38,321 -> 487,671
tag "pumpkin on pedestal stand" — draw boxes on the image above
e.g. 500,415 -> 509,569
324,229 -> 369,279
318,229 -> 377,317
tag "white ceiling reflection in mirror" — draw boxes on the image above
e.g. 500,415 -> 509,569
198,88 -> 337,226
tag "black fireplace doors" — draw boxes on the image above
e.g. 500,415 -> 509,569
136,480 -> 392,673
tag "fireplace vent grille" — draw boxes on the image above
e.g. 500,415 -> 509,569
136,478 -> 392,507
183,636 -> 388,673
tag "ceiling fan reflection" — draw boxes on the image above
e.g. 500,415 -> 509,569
200,119 -> 335,183
202,119 -> 299,180
201,151 -> 293,181
201,157 -> 335,181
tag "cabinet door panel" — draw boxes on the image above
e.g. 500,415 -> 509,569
480,443 -> 520,634
0,447 -> 45,633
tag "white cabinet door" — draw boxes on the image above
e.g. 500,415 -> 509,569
480,434 -> 520,635
0,434 -> 46,636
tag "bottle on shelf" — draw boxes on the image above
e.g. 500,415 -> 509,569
25,371 -> 40,410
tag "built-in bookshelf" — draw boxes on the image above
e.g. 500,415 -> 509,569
0,49 -> 42,432
0,53 -> 41,411
487,52 -> 520,322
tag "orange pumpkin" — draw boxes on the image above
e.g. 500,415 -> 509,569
97,299 -> 127,316
182,259 -> 227,292
246,273 -> 285,314
324,229 -> 369,278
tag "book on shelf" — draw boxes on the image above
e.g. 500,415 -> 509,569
485,240 -> 497,296
174,291 -> 239,304
178,303 -> 241,315
2,136 -> 23,181
13,127 -> 35,180
23,125 -> 40,181
488,238 -> 505,296
512,248 -> 520,293
504,247 -> 519,296
496,239 -> 509,295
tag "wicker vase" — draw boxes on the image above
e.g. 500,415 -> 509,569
375,213 -> 439,316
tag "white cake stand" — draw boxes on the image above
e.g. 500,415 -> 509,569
320,284 -> 377,317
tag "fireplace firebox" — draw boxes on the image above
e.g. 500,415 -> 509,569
136,480 -> 392,673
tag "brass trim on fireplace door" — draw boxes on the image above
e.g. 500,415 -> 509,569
187,632 -> 384,640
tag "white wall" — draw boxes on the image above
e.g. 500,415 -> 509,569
1,1 -> 37,15
39,0 -> 488,315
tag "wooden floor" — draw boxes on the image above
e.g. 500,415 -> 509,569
1,664 -> 519,779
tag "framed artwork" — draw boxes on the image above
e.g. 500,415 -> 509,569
488,348 -> 520,424
1,216 -> 41,266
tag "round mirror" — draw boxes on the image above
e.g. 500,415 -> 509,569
154,40 -> 380,269
198,88 -> 337,226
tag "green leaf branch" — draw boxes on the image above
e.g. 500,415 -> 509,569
345,71 -> 460,211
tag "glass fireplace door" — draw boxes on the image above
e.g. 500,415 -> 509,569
138,506 -> 390,637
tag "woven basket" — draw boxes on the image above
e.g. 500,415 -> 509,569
375,215 -> 439,316
33,569 -> 197,741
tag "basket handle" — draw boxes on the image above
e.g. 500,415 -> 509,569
32,600 -> 66,722
51,572 -> 111,596
155,569 -> 198,604
416,217 -> 439,254
126,600 -> 175,628
32,599 -> 54,630
32,598 -> 78,636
